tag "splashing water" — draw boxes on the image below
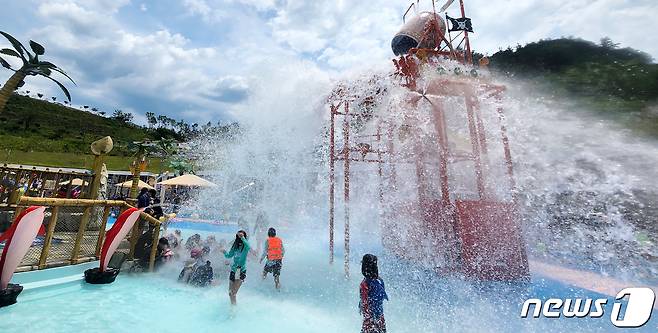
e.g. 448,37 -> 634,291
4,62 -> 656,332
167,59 -> 658,331
192,58 -> 658,278
503,82 -> 658,282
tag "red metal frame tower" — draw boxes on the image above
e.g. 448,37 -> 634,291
327,0 -> 529,281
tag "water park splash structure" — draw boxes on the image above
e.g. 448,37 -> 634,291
327,0 -> 529,281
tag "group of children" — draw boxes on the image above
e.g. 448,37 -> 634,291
168,226 -> 286,306
168,225 -> 389,333
222,227 -> 285,304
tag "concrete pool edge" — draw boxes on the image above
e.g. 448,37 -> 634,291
8,254 -> 656,308
12,261 -> 98,291
530,259 -> 658,309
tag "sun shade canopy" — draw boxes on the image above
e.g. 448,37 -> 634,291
116,179 -> 154,190
157,174 -> 216,187
58,178 -> 88,186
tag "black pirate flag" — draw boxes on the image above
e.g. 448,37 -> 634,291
446,15 -> 474,33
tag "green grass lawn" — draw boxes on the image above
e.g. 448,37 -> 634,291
0,150 -> 165,172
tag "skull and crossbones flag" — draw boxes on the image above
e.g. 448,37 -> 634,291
446,15 -> 474,33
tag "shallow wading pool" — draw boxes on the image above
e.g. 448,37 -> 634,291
1,225 -> 656,332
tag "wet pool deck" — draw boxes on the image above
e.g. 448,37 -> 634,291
530,259 -> 658,309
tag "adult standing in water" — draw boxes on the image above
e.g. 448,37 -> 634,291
223,230 -> 251,305
260,227 -> 284,290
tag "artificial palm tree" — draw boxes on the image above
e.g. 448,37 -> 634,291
0,31 -> 74,113
127,140 -> 159,198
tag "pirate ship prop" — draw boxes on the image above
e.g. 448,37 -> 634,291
0,207 -> 47,307
84,208 -> 141,284
327,0 -> 529,281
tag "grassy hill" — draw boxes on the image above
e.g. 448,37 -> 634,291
0,94 -> 166,171
485,38 -> 658,137
0,94 -> 152,153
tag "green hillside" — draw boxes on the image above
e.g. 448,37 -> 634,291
0,94 -> 154,154
0,94 -> 174,171
486,38 -> 658,136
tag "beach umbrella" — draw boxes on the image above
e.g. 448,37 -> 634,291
115,179 -> 154,190
157,174 -> 216,187
58,178 -> 88,186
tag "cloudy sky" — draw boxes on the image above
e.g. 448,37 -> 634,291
1,0 -> 656,124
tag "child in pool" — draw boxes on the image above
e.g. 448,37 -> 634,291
359,254 -> 388,333
223,230 -> 251,305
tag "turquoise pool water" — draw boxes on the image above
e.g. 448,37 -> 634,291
1,227 -> 656,332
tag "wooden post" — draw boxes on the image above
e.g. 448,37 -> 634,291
89,136 -> 113,200
38,206 -> 59,269
128,219 -> 141,260
13,206 -> 25,220
95,206 -> 112,257
65,174 -> 74,199
128,155 -> 147,260
130,166 -> 141,199
89,156 -> 105,200
51,171 -> 61,198
70,206 -> 92,263
129,155 -> 147,199
148,223 -> 161,272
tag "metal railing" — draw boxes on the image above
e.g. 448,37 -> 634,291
0,196 -> 162,273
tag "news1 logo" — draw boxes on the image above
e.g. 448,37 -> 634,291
521,288 -> 656,328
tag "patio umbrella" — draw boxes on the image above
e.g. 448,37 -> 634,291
116,179 -> 154,190
157,174 -> 216,187
58,178 -> 88,186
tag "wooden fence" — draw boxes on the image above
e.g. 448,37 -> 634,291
0,196 -> 162,273
0,164 -> 94,204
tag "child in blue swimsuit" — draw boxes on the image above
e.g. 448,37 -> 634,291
359,254 -> 388,333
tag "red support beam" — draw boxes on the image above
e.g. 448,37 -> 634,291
343,101 -> 351,278
376,123 -> 384,206
464,92 -> 486,199
473,99 -> 488,156
376,122 -> 386,247
329,104 -> 336,264
429,100 -> 451,206
387,123 -> 398,189
459,0 -> 473,65
495,98 -> 517,198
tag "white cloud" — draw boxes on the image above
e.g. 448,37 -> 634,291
1,0 -> 656,126
182,0 -> 224,23
6,0 -> 270,122
466,0 -> 658,58
239,0 -> 658,62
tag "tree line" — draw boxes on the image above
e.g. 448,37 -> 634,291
485,37 -> 658,103
114,109 -> 241,142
